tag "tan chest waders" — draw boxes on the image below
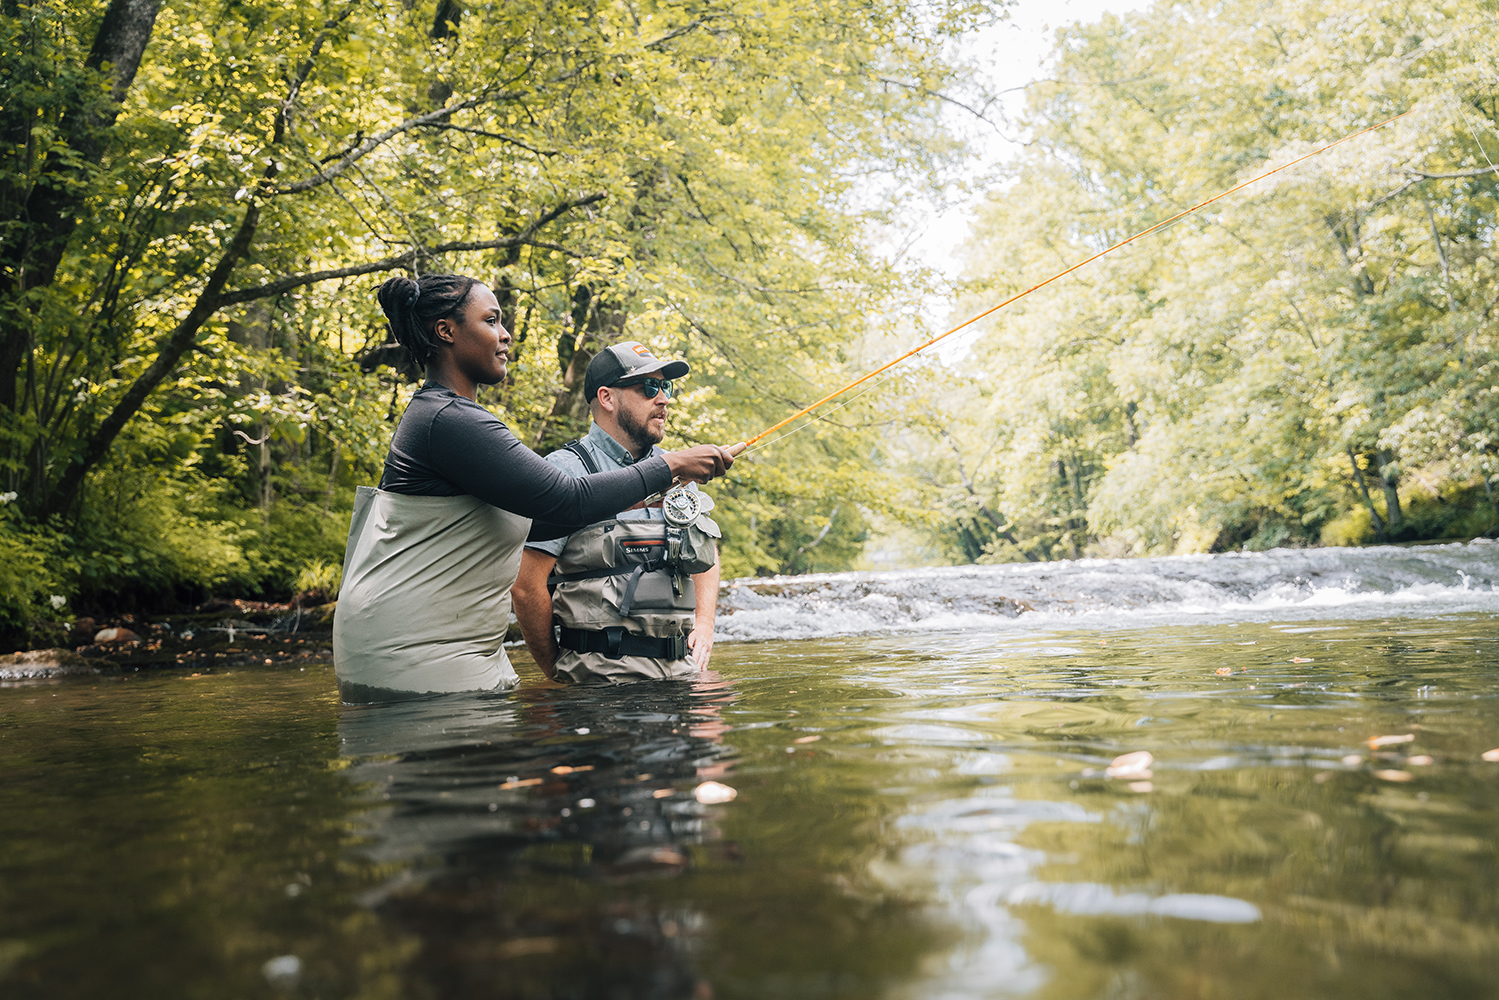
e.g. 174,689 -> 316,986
334,487 -> 529,699
548,442 -> 721,683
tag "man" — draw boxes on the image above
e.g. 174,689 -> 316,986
513,342 -> 721,683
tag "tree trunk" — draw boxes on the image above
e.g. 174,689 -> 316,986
1347,448 -> 1387,541
45,199 -> 262,514
533,284 -> 628,450
1,0 -> 162,413
1377,449 -> 1403,532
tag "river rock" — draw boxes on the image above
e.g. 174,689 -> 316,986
94,626 -> 140,643
0,648 -> 103,680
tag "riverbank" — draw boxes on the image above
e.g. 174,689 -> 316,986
1,601 -> 337,679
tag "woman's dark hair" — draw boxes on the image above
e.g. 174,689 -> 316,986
376,273 -> 479,367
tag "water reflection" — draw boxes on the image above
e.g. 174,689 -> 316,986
338,674 -> 739,998
4,610 -> 1498,1000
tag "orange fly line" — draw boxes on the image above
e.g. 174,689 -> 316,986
735,108 -> 1415,453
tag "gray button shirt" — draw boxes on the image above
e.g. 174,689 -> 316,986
525,423 -> 669,558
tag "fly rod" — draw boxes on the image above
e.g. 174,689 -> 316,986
725,106 -> 1415,457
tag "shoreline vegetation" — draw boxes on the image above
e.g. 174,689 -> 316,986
4,0 -> 1497,652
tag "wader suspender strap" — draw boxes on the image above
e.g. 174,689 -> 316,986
563,440 -> 600,475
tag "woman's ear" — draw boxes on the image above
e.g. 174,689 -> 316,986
432,316 -> 457,345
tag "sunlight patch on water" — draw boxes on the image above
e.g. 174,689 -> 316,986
1004,883 -> 1262,922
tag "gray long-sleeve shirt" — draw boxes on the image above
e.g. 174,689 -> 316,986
378,384 -> 671,533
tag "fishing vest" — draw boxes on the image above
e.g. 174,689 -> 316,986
548,441 -> 722,683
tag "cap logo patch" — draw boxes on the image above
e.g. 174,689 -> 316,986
631,344 -> 653,357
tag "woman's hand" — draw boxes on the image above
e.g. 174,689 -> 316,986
664,443 -> 744,483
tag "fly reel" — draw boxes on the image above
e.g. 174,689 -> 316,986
662,482 -> 716,526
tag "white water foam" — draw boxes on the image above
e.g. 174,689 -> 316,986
717,539 -> 1499,641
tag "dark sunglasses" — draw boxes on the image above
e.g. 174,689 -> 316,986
615,377 -> 675,399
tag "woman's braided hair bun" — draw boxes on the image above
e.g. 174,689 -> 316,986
376,273 -> 479,368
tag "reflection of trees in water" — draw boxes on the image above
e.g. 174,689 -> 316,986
338,675 -> 739,999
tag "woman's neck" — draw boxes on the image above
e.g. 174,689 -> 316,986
424,361 -> 476,401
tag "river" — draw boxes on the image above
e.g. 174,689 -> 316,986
2,540 -> 1497,998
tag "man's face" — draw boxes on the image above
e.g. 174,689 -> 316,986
613,379 -> 669,452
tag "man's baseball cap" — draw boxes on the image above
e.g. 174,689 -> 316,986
584,342 -> 690,401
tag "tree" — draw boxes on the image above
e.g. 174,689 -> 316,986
0,0 -> 1005,624
917,0 -> 1499,559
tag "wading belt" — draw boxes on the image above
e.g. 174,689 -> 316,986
558,626 -> 688,661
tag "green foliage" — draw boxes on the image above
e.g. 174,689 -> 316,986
0,495 -> 74,649
0,0 -> 1007,624
904,0 -> 1499,559
293,559 -> 342,599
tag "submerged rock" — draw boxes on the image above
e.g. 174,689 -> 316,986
0,648 -> 106,680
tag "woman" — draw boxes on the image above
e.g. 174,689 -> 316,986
334,274 -> 733,701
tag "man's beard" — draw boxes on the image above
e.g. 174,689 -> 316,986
618,404 -> 664,454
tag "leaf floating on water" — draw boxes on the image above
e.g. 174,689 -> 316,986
499,777 -> 544,789
694,781 -> 738,804
550,765 -> 594,774
1482,748 -> 1499,762
1215,667 -> 1233,676
652,788 -> 674,799
1290,657 -> 1314,663
1106,750 -> 1154,779
494,937 -> 561,960
261,955 -> 301,988
793,735 -> 821,744
1406,755 -> 1434,766
1368,734 -> 1416,748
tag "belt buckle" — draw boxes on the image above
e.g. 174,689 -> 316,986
602,627 -> 626,659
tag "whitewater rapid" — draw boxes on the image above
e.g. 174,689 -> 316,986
716,539 -> 1499,641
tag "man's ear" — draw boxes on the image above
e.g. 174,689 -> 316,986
595,387 -> 617,414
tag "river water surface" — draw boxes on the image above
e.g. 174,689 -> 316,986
3,541 -> 1498,999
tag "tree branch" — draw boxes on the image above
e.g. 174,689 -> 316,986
275,95 -> 493,195
875,76 -> 1004,129
218,193 -> 607,305
644,20 -> 704,49
1405,164 -> 1499,179
415,122 -> 558,156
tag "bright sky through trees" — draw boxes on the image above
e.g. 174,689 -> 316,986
899,0 -> 1152,285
